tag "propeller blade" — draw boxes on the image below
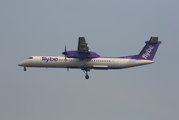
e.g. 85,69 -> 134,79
65,45 -> 66,53
62,46 -> 66,55
62,45 -> 67,61
65,45 -> 67,60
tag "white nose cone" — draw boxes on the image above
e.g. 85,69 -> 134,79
18,61 -> 25,66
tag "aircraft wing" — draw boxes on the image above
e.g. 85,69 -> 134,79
78,37 -> 90,53
66,37 -> 100,59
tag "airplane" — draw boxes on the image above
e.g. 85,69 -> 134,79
18,37 -> 161,79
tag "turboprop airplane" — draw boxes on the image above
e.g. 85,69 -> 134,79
18,37 -> 161,79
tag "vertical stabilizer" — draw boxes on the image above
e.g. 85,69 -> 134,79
138,37 -> 161,60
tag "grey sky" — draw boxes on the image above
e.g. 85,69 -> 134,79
1,0 -> 179,120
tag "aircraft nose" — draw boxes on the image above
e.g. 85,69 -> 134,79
18,61 -> 25,66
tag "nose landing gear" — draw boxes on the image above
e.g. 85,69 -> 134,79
23,67 -> 26,71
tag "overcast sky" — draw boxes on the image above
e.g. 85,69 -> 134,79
1,0 -> 179,120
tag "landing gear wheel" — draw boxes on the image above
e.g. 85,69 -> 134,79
24,67 -> 26,71
85,75 -> 89,79
82,64 -> 90,80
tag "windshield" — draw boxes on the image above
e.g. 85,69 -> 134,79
27,57 -> 33,59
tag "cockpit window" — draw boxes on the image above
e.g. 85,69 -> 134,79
27,57 -> 33,59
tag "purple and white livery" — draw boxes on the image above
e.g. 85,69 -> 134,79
18,37 -> 161,79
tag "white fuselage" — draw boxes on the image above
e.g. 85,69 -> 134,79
18,56 -> 154,69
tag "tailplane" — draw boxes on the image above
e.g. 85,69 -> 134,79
138,37 -> 161,60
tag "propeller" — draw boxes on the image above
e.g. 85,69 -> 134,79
62,45 -> 68,61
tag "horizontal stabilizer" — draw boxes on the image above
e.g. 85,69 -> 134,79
149,37 -> 158,43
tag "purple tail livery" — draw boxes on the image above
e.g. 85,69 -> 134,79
138,37 -> 161,60
120,37 -> 161,60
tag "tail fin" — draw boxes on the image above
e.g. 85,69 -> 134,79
138,37 -> 161,60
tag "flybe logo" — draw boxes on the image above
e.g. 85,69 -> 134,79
42,57 -> 58,62
142,45 -> 154,59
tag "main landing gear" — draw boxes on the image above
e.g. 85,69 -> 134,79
85,73 -> 89,79
82,65 -> 90,80
83,70 -> 89,79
